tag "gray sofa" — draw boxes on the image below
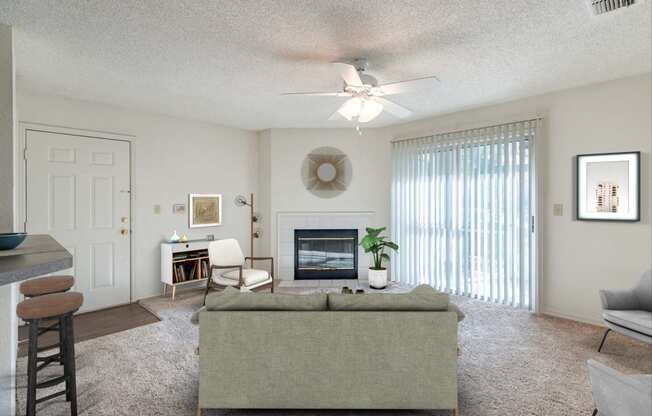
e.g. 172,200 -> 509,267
598,270 -> 652,352
196,285 -> 463,414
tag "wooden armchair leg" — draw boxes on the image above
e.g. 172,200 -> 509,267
203,278 -> 212,306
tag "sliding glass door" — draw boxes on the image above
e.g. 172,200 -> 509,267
390,120 -> 538,309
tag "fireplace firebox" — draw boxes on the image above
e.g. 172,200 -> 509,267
294,229 -> 358,279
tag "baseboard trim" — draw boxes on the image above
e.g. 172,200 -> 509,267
541,307 -> 604,327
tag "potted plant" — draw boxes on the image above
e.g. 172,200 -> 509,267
359,227 -> 399,289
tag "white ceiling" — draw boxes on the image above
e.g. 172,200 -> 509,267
0,1 -> 650,130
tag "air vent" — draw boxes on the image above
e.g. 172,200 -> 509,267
590,0 -> 636,15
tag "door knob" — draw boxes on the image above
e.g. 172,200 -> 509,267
121,229 -> 129,235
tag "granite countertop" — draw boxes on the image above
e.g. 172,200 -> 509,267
0,235 -> 73,286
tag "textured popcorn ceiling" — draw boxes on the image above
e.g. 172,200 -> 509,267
0,0 -> 650,130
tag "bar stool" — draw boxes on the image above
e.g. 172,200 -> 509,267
20,275 -> 74,298
17,292 -> 83,416
19,276 -> 75,368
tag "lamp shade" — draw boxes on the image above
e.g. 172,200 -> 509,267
358,99 -> 383,123
337,97 -> 362,121
337,97 -> 383,123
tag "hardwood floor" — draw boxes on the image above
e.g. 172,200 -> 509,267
18,302 -> 160,357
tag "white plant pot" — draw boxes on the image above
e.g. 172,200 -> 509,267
368,268 -> 388,289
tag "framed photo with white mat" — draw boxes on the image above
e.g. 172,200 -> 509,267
576,151 -> 640,222
189,193 -> 222,228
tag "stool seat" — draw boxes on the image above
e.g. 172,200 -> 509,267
17,292 -> 83,320
20,275 -> 74,297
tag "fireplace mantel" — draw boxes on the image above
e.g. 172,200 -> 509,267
276,211 -> 375,280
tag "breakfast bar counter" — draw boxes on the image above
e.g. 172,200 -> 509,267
0,235 -> 73,286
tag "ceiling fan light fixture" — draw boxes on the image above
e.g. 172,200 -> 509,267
337,97 -> 362,121
358,99 -> 383,123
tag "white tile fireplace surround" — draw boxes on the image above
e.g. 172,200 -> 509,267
276,212 -> 375,281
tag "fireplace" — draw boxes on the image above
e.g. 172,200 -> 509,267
294,229 -> 358,279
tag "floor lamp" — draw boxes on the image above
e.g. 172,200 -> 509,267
234,193 -> 260,267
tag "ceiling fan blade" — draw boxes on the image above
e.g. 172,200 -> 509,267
332,62 -> 363,87
328,111 -> 345,121
373,97 -> 412,119
281,91 -> 350,97
377,75 -> 440,95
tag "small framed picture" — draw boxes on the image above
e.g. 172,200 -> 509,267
576,152 -> 640,222
189,194 -> 222,228
172,204 -> 186,214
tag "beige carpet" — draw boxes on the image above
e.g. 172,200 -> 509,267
15,283 -> 652,416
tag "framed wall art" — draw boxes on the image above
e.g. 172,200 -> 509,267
188,194 -> 222,228
576,152 -> 640,222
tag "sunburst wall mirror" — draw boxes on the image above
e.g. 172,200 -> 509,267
301,146 -> 352,199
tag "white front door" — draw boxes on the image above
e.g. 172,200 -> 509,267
25,129 -> 131,311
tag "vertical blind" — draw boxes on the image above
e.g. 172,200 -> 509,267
390,120 -> 538,309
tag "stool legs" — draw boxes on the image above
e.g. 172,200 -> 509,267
23,314 -> 77,416
63,313 -> 77,416
58,317 -> 66,366
59,316 -> 70,401
26,319 -> 39,416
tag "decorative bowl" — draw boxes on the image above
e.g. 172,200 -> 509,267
0,232 -> 28,250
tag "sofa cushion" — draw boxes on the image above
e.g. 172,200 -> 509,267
205,286 -> 327,311
603,310 -> 652,337
328,284 -> 449,311
222,268 -> 270,287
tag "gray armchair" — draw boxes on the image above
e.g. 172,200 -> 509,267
598,270 -> 652,352
587,359 -> 652,416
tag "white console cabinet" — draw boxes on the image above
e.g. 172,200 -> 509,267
161,239 -> 210,300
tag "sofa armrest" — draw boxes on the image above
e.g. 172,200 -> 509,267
600,289 -> 640,310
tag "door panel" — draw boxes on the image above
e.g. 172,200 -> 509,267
26,130 -> 131,311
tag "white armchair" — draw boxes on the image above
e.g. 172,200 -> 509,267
587,359 -> 652,416
203,238 -> 274,304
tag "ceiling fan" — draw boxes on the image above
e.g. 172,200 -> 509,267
282,58 -> 439,123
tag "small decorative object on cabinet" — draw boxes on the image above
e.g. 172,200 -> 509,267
169,230 -> 180,243
161,239 -> 211,300
576,151 -> 640,221
359,227 -> 399,289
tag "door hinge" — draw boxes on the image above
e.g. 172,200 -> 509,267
531,216 -> 535,233
23,148 -> 27,160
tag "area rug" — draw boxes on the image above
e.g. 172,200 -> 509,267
15,284 -> 652,416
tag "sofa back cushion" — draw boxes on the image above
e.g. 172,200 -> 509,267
328,284 -> 449,311
205,287 -> 327,311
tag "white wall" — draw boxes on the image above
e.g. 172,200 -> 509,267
259,73 -> 651,324
258,128 -> 391,270
15,73 -> 651,328
16,90 -> 259,300
0,23 -> 13,232
384,73 -> 652,325
256,130 -> 272,257
0,23 -> 16,416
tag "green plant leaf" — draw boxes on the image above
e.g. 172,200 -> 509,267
383,241 -> 399,251
365,227 -> 384,237
359,235 -> 378,253
381,253 -> 391,262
